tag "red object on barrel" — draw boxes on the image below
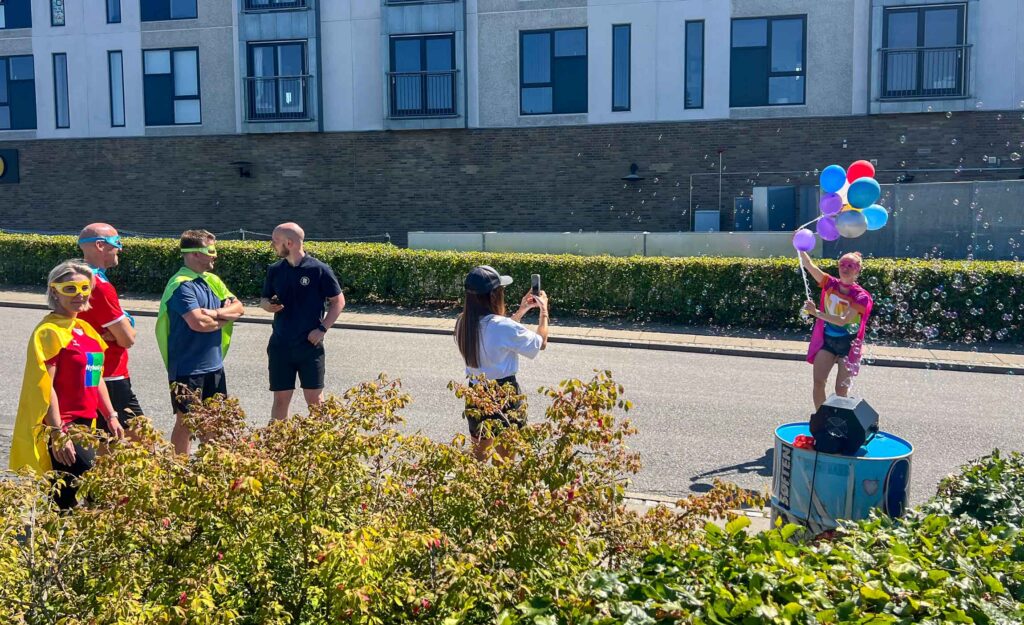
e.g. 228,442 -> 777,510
793,435 -> 816,450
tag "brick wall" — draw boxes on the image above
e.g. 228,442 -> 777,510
0,111 -> 1020,245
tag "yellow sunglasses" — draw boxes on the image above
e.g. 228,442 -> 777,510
50,280 -> 92,296
181,246 -> 218,257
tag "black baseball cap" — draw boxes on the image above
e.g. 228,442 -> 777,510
465,265 -> 513,295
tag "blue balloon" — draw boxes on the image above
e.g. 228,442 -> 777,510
862,204 -> 889,231
819,165 -> 847,193
848,177 -> 881,209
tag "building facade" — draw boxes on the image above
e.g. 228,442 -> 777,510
0,0 -> 1022,249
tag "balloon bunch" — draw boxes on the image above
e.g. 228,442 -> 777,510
792,160 -> 889,253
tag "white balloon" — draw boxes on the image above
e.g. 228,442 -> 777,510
836,210 -> 868,238
837,180 -> 851,202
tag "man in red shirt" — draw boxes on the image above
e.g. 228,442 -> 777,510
78,223 -> 145,431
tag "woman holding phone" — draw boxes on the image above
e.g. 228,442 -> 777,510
455,265 -> 549,460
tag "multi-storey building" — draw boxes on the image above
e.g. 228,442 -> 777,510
0,0 -> 1021,246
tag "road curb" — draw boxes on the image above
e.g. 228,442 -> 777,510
2,300 -> 1020,376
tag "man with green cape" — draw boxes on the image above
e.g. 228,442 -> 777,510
156,229 -> 245,454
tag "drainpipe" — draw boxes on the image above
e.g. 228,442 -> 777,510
315,0 -> 325,132
462,0 -> 469,129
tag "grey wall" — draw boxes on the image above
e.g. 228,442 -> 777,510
826,180 -> 1024,260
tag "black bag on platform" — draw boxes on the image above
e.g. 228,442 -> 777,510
810,395 -> 879,455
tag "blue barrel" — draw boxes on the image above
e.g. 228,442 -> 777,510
771,422 -> 913,531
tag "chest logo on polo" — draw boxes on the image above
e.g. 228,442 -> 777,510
85,352 -> 105,388
300,276 -> 310,286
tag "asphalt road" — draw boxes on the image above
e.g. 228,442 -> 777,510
1,306 -> 1021,505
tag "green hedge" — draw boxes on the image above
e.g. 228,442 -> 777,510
1,233 -> 1021,343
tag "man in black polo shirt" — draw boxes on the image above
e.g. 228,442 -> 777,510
260,222 -> 345,421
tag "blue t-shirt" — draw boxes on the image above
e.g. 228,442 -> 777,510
166,278 -> 224,379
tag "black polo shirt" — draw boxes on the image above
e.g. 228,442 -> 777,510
262,255 -> 342,345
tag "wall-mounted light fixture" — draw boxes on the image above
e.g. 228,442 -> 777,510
230,161 -> 253,178
621,163 -> 644,182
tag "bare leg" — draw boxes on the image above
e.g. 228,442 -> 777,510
302,388 -> 324,412
835,360 -> 854,397
472,436 -> 493,462
171,413 -> 191,455
812,349 -> 838,411
271,390 -> 294,422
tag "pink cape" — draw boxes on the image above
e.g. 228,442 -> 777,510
806,276 -> 874,376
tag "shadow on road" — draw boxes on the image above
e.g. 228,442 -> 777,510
688,447 -> 774,493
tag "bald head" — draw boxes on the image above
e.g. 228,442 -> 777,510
79,223 -> 118,241
78,223 -> 121,270
273,222 -> 305,244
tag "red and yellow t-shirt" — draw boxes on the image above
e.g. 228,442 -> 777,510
79,273 -> 129,379
45,327 -> 106,425
819,274 -> 867,337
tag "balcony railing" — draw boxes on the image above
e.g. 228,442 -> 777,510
879,45 -> 971,100
244,75 -> 312,122
388,70 -> 458,118
244,0 -> 307,11
385,0 -> 457,5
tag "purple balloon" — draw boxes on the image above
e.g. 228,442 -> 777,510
792,228 -> 816,252
817,216 -> 840,241
819,192 -> 843,217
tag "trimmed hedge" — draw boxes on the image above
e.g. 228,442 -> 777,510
1,233 -> 1021,343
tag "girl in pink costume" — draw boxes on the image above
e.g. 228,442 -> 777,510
799,251 -> 874,410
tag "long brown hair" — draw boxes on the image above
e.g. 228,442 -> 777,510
455,287 -> 506,368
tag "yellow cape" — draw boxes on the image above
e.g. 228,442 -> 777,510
9,314 -> 108,475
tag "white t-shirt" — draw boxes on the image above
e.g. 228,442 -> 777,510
465,314 -> 543,380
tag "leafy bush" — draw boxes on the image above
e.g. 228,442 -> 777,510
1,374 -> 1022,624
0,373 -> 755,624
0,233 -> 1021,342
508,451 -> 1024,625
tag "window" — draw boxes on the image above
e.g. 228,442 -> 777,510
108,0 -> 122,23
882,4 -> 967,99
244,0 -> 307,9
612,25 -> 630,111
0,0 -> 32,29
685,20 -> 704,109
143,48 -> 200,125
388,34 -> 456,117
109,51 -> 125,127
141,0 -> 197,21
53,53 -> 69,128
51,0 -> 65,26
520,28 -> 587,115
247,41 -> 308,120
0,55 -> 36,130
729,16 -> 805,107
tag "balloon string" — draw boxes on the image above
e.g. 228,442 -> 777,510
797,215 -> 823,302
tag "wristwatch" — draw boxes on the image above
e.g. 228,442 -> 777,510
318,323 -> 329,333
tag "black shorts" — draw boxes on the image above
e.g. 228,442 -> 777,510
98,377 -> 145,431
822,333 -> 854,358
268,340 -> 326,392
464,376 -> 526,439
170,368 -> 227,415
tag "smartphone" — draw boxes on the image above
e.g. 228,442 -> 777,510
270,295 -> 281,305
531,274 -> 541,296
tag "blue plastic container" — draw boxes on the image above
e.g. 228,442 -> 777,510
771,422 -> 913,531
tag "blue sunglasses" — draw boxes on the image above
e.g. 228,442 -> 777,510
78,235 -> 123,249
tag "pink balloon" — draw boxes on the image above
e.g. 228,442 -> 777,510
847,160 -> 875,183
817,216 -> 840,241
792,228 -> 816,252
819,192 -> 843,217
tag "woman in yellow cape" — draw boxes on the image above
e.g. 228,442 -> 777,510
10,260 -> 124,507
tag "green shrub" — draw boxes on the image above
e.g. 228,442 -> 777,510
0,233 -> 1021,342
509,450 -> 1024,625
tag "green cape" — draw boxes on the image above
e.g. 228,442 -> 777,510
155,267 -> 235,372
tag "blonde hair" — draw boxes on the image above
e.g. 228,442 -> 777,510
47,260 -> 95,312
840,251 -> 863,266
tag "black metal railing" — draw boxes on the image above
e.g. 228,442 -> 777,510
244,0 -> 307,10
880,45 -> 971,100
385,0 -> 457,5
388,70 -> 457,118
244,75 -> 312,122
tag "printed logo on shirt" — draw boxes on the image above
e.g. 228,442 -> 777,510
73,327 -> 84,336
299,276 -> 311,286
85,352 -> 104,388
